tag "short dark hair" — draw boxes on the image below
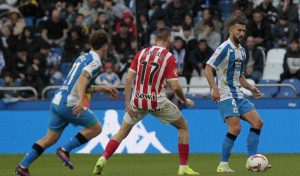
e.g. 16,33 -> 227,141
40,41 -> 51,49
199,39 -> 207,43
174,36 -> 183,42
182,24 -> 191,31
156,27 -> 171,41
89,29 -> 110,50
291,39 -> 299,44
203,21 -> 214,28
77,14 -> 84,18
228,19 -> 246,29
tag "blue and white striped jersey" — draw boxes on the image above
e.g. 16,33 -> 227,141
206,39 -> 246,101
95,72 -> 120,87
52,50 -> 101,106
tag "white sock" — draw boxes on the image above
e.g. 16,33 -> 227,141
180,165 -> 187,168
100,156 -> 107,162
219,161 -> 228,166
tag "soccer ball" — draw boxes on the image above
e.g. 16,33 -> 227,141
248,154 -> 269,172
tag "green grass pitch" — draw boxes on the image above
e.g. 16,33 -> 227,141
1,153 -> 299,176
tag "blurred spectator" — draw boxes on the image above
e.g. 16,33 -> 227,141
223,8 -> 248,39
9,44 -> 30,79
123,36 -> 136,65
19,27 -> 39,54
0,72 -> 23,102
150,18 -> 167,46
183,13 -> 195,29
0,0 -> 17,13
197,21 -> 221,50
244,36 -> 264,83
280,39 -> 300,82
78,0 -> 98,27
165,0 -> 188,32
62,2 -> 77,25
246,9 -> 272,50
148,1 -> 168,30
103,44 -> 121,74
166,83 -> 186,110
3,8 -> 25,37
19,66 -> 45,99
172,36 -> 186,76
178,24 -> 197,50
42,9 -> 68,49
231,0 -> 254,19
103,0 -> 131,23
194,8 -> 223,36
137,11 -> 150,48
273,14 -> 295,48
278,0 -> 299,24
61,26 -> 86,64
93,11 -> 113,37
1,26 -> 18,53
95,62 -> 120,87
75,14 -> 89,36
18,0 -> 39,17
189,39 -> 213,76
31,52 -> 49,85
115,11 -> 136,36
255,0 -> 278,25
112,22 -> 131,61
39,42 -> 62,85
0,46 -> 5,76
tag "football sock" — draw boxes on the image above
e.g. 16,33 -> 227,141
102,139 -> 120,160
247,128 -> 261,157
178,144 -> 189,165
219,161 -> 228,166
20,143 -> 44,168
62,132 -> 88,152
221,133 -> 237,162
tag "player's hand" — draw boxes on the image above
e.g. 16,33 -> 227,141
73,101 -> 84,117
125,104 -> 138,119
211,87 -> 220,103
103,87 -> 119,98
250,87 -> 261,99
184,98 -> 194,109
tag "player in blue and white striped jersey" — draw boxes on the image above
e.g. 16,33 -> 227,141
15,30 -> 118,176
205,19 -> 266,172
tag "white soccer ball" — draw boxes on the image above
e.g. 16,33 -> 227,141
248,154 -> 269,172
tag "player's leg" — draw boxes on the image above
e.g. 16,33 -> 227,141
93,110 -> 147,175
57,107 -> 101,169
216,99 -> 241,172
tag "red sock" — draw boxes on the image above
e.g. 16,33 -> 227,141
102,139 -> 120,160
178,144 -> 189,165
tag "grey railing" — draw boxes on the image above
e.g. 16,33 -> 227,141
0,86 -> 38,99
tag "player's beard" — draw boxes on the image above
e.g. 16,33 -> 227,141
233,34 -> 243,44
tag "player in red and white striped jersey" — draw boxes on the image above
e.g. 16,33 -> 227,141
93,28 -> 199,175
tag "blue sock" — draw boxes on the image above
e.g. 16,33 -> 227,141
20,143 -> 44,168
247,128 -> 261,157
62,133 -> 88,152
221,133 -> 237,162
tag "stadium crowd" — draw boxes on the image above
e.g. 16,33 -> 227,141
0,0 -> 300,100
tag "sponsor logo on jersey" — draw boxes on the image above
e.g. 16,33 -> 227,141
135,91 -> 157,100
213,53 -> 219,57
234,58 -> 243,69
233,106 -> 238,113
89,62 -> 97,68
174,69 -> 178,76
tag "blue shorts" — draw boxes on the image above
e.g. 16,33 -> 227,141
48,103 -> 99,133
217,98 -> 255,121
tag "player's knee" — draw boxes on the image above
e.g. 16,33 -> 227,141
231,125 -> 241,135
256,119 -> 264,129
183,121 -> 188,130
45,135 -> 59,145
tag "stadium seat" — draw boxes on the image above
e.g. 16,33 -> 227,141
35,16 -> 48,28
60,62 -> 72,79
51,47 -> 62,57
24,16 -> 34,27
45,89 -> 57,100
0,78 -> 4,86
276,87 -> 295,98
265,48 -> 286,65
185,93 -> 203,99
92,93 -> 111,100
54,78 -> 64,85
178,76 -> 188,93
257,79 -> 278,98
241,79 -> 255,96
188,76 -> 211,96
281,78 -> 300,95
14,78 -> 22,86
262,63 -> 283,81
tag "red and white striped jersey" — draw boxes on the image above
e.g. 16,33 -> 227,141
129,46 -> 178,110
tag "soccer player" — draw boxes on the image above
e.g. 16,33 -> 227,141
93,27 -> 199,176
205,19 -> 267,172
14,30 -> 118,176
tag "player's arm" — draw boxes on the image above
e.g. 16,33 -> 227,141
125,70 -> 137,118
73,70 -> 90,117
240,75 -> 261,99
86,86 -> 118,97
168,80 -> 194,109
205,64 -> 220,103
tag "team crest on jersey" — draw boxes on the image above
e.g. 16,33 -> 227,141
234,58 -> 243,70
233,106 -> 238,113
174,69 -> 178,76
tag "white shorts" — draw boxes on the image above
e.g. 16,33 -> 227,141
124,99 -> 182,125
